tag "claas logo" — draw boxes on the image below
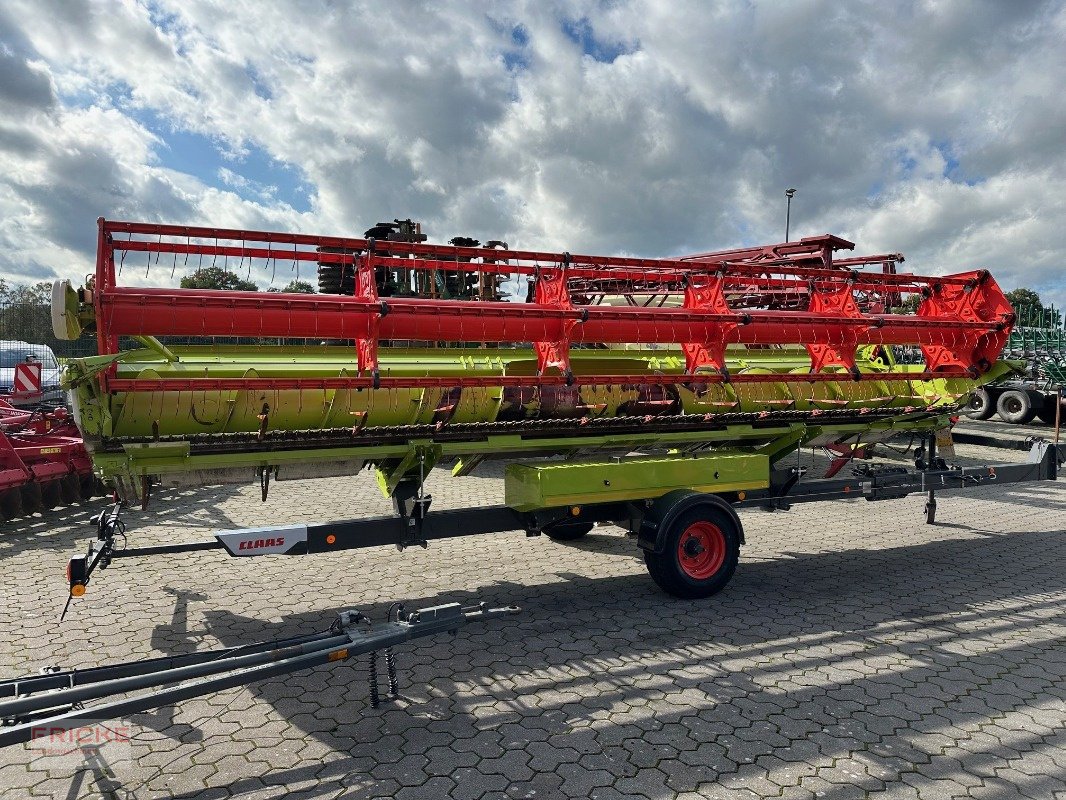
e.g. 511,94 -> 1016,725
238,537 -> 285,551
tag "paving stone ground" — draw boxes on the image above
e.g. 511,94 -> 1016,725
0,419 -> 1063,799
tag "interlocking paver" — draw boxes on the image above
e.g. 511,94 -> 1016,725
0,423 -> 1063,799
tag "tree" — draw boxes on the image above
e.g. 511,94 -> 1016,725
266,279 -> 316,294
1005,287 -> 1061,327
180,267 -> 258,291
0,281 -> 54,347
1005,288 -> 1042,315
892,295 -> 921,314
0,280 -> 50,305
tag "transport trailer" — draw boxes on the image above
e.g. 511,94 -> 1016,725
45,218 -> 1027,595
65,428 -> 1062,602
0,430 -> 1057,748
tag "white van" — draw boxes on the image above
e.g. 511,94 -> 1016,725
0,341 -> 64,405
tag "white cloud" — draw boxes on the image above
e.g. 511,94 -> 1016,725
0,0 -> 1062,308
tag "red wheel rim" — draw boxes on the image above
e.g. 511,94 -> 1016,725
677,521 -> 726,580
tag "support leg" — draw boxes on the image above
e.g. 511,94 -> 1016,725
924,432 -> 937,525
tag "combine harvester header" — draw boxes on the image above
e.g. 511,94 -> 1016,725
52,218 -> 1016,501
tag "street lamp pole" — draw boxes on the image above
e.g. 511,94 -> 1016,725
785,188 -> 797,242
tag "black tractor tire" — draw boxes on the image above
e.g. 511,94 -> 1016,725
544,521 -> 594,542
996,390 -> 1035,424
643,504 -> 741,599
965,387 -> 995,420
78,473 -> 97,501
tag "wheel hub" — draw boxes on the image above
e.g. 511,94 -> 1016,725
676,521 -> 727,581
683,538 -> 705,557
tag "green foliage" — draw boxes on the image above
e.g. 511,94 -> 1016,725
1005,287 -> 1062,327
0,279 -> 50,306
180,267 -> 259,291
1005,287 -> 1042,313
266,279 -> 316,294
0,280 -> 58,351
891,295 -> 921,314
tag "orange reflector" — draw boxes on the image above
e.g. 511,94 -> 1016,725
328,649 -> 348,662
70,584 -> 86,597
737,491 -> 746,501
570,506 -> 581,517
843,486 -> 851,493
326,534 -> 336,545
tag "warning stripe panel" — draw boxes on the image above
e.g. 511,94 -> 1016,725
12,364 -> 41,394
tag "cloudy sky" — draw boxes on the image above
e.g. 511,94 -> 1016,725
1,0 -> 1063,305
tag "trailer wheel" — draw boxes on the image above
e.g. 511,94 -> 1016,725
996,390 -> 1035,424
544,521 -> 594,541
965,387 -> 994,420
644,506 -> 741,599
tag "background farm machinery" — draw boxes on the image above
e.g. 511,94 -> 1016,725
965,307 -> 1065,425
0,387 -> 99,523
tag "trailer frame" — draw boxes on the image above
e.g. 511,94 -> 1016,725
65,432 -> 1062,603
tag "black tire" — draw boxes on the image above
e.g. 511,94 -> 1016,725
544,521 -> 594,542
643,504 -> 741,599
965,387 -> 994,420
996,390 -> 1035,424
1036,397 -> 1062,425
79,473 -> 97,501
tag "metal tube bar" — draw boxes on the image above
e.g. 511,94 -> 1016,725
102,221 -> 973,287
0,633 -> 353,718
0,604 -> 514,748
103,369 -> 968,394
0,630 -> 334,699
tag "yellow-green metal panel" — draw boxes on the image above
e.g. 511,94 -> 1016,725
504,452 -> 770,511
